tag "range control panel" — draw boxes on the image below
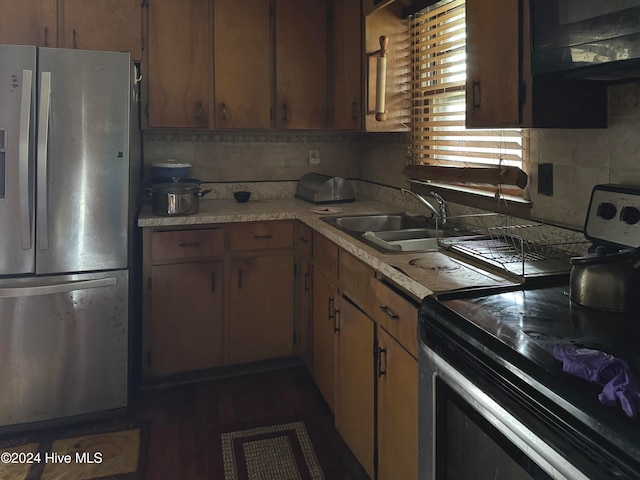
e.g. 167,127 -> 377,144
584,184 -> 640,249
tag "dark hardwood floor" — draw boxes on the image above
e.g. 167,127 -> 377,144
0,365 -> 369,479
130,365 -> 370,479
134,367 -> 368,480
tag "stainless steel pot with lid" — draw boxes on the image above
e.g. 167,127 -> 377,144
149,182 -> 212,216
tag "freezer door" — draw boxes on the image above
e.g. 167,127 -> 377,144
0,270 -> 128,430
0,45 -> 36,275
36,48 -> 131,274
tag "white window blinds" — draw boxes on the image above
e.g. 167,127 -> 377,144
405,0 -> 528,198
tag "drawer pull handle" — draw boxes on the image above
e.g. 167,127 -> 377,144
178,241 -> 201,247
379,305 -> 399,320
253,234 -> 273,240
299,236 -> 309,243
333,308 -> 341,333
304,272 -> 311,292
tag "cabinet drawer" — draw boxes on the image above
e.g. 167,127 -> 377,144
313,232 -> 339,281
339,252 -> 375,309
369,277 -> 418,358
229,221 -> 293,251
151,228 -> 225,261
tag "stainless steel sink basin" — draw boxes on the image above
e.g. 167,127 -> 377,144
332,214 -> 432,232
321,213 -> 466,253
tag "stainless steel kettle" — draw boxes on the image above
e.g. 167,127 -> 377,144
569,246 -> 640,312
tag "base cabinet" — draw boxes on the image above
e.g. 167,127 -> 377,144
228,254 -> 294,364
311,232 -> 340,411
335,295 -> 375,479
150,261 -> 223,376
310,239 -> 418,480
143,222 -> 294,381
312,269 -> 338,412
377,327 -> 418,480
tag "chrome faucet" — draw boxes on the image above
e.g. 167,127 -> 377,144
401,188 -> 448,226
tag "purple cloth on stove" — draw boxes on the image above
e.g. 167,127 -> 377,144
553,345 -> 640,418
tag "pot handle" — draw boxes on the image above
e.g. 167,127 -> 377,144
199,189 -> 212,198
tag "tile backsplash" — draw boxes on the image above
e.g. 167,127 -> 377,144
143,81 -> 640,231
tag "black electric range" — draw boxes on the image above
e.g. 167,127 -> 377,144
423,281 -> 640,462
418,185 -> 640,480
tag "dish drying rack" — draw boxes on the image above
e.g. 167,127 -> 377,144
438,214 -> 590,280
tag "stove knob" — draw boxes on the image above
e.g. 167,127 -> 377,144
620,206 -> 640,225
596,202 -> 617,220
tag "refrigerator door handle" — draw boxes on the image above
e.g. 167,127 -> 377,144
0,277 -> 117,299
37,71 -> 52,251
19,69 -> 33,251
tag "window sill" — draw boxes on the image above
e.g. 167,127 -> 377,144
409,181 -> 532,218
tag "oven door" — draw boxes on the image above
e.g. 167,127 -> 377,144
420,342 -> 587,479
417,315 -> 625,480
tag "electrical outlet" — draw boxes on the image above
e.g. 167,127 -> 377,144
308,150 -> 321,165
538,163 -> 553,196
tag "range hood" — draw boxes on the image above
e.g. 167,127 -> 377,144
532,2 -> 640,81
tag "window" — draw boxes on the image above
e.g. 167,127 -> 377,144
404,0 -> 529,202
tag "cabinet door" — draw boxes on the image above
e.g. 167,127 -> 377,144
295,222 -> 314,370
335,295 -> 375,478
377,327 -> 418,480
312,269 -> 338,411
60,0 -> 142,60
228,254 -> 294,365
275,0 -> 329,129
364,2 -> 410,131
150,261 -> 223,376
0,0 -> 56,47
296,257 -> 314,370
332,0 -> 362,130
214,0 -> 271,129
147,0 -> 210,128
465,0 -> 521,128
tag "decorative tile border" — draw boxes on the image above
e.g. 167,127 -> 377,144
143,129 -> 407,144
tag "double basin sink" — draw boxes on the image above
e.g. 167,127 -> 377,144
321,213 -> 465,253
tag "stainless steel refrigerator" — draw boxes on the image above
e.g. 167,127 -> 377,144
0,45 -> 139,432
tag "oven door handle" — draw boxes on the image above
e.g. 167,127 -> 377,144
428,348 -> 590,480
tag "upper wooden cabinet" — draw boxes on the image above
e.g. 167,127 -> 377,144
147,0 -> 211,128
147,0 -> 331,130
214,0 -> 272,129
331,0 -> 362,130
275,0 -> 329,129
60,0 -> 142,60
465,0 -> 607,128
0,0 -> 140,59
364,1 -> 410,132
0,0 -> 57,47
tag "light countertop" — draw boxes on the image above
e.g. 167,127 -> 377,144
138,197 -> 516,301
